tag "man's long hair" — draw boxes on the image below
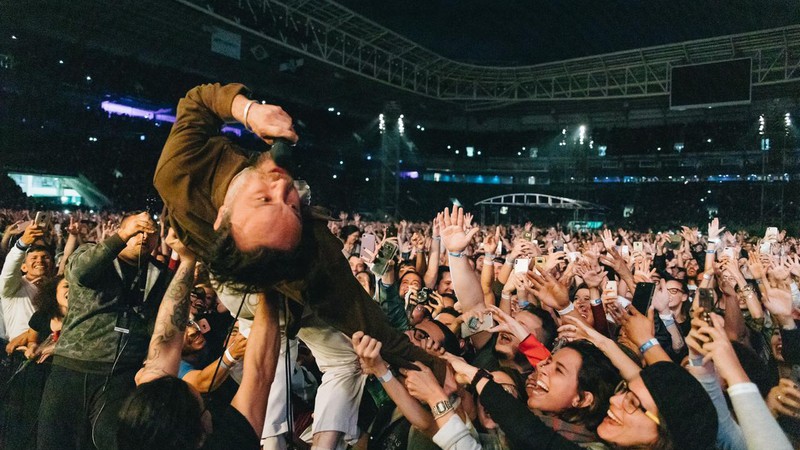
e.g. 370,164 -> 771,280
206,209 -> 314,294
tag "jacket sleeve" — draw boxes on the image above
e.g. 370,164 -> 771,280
780,323 -> 800,364
0,245 -> 26,298
376,281 -> 411,331
518,334 -> 550,366
432,415 -> 483,450
727,383 -> 793,450
66,234 -> 127,289
480,381 -> 582,450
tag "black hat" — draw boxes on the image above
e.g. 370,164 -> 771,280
639,362 -> 717,449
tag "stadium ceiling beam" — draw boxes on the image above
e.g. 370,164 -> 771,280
475,193 -> 607,211
183,0 -> 800,103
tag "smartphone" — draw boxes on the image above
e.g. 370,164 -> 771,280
697,288 -> 715,326
496,240 -> 503,255
667,234 -> 682,250
605,280 -> 617,293
631,282 -> 656,315
461,313 -> 494,338
759,242 -> 771,255
553,239 -> 564,252
633,242 -> 643,253
723,247 -> 735,259
766,227 -> 779,239
523,231 -> 533,242
371,240 -> 398,276
514,258 -> 531,274
621,245 -> 630,257
567,251 -> 580,263
360,233 -> 377,257
534,256 -> 547,267
34,211 -> 48,228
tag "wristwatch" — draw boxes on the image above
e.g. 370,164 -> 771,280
431,399 -> 454,419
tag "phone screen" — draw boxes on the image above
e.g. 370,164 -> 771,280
461,313 -> 494,338
631,282 -> 656,315
372,241 -> 398,276
697,288 -> 715,325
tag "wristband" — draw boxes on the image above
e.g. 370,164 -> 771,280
448,251 -> 463,258
242,100 -> 258,131
705,250 -> 716,254
224,348 -> 239,366
639,338 -> 660,354
702,273 -> 712,280
15,239 -> 30,251
220,358 -> 231,370
688,356 -> 705,367
433,237 -> 441,241
501,292 -> 512,301
659,313 -> 675,327
377,369 -> 394,383
484,253 -> 496,261
557,302 -> 575,316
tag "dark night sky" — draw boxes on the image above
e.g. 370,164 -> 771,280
337,0 -> 800,65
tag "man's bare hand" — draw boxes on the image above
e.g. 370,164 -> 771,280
117,212 -> 156,242
236,95 -> 298,144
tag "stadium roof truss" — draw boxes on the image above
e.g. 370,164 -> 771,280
475,193 -> 607,211
179,0 -> 800,109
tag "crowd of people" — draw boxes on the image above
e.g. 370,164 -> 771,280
1,203 -> 799,449
1,81 -> 799,450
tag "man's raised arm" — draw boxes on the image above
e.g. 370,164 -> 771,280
135,229 -> 196,385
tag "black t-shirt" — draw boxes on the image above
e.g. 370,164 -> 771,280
201,405 -> 259,450
28,311 -> 52,343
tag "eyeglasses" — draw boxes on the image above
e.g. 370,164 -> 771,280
614,380 -> 661,426
411,327 -> 430,341
666,288 -> 685,295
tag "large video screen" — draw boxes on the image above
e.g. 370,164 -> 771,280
670,58 -> 752,109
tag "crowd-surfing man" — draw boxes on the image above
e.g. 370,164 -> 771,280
0,83 -> 798,450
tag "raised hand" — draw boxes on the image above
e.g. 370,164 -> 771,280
558,315 -> 609,346
526,269 -> 570,310
352,331 -> 389,377
601,229 -> 615,250
747,251 -> 765,279
402,362 -> 445,404
463,212 -> 474,230
650,279 -> 670,314
485,305 -> 529,341
117,212 -> 156,242
609,303 -> 654,348
575,263 -> 606,289
437,206 -> 479,254
164,228 -> 195,261
696,314 -> 749,385
787,254 -> 800,278
441,352 -> 479,386
764,287 -> 793,317
767,379 -> 800,419
19,221 -> 44,246
707,217 -> 724,243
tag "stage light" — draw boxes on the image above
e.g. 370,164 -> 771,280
328,107 -> 335,112
477,151 -> 482,156
674,143 -> 684,153
11,35 -> 17,40
466,146 -> 475,157
336,112 -> 341,116
339,160 -> 344,165
365,177 -> 370,182
455,150 -> 459,154
59,60 -> 64,64
517,152 -> 522,156
759,114 -> 765,135
785,113 -> 792,130
420,127 -> 425,131
379,113 -> 385,133
332,174 -> 337,179
86,75 -> 91,81
578,125 -> 587,146
366,155 -> 372,160
447,145 -> 451,149
598,145 -> 607,157
706,138 -> 712,143
140,135 -> 145,141
398,116 -> 405,135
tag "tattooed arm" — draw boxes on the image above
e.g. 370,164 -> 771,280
135,229 -> 196,385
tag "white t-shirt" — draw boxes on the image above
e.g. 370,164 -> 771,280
0,246 -> 38,341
